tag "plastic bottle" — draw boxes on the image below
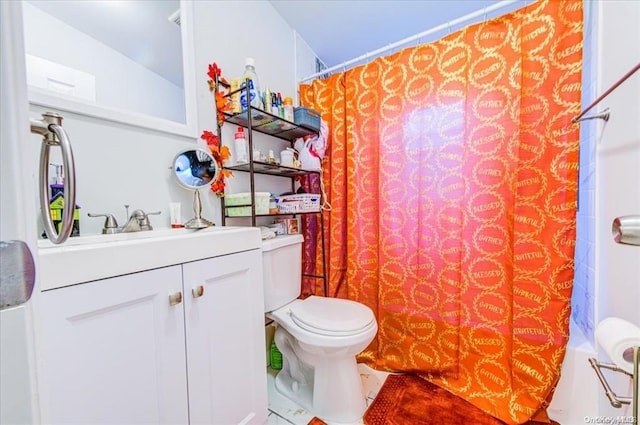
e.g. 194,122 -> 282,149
267,149 -> 276,164
263,87 -> 271,112
283,97 -> 294,122
49,163 -> 65,198
270,340 -> 282,369
277,93 -> 284,118
234,127 -> 248,164
240,57 -> 261,110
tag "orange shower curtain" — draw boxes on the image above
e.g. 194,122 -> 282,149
299,1 -> 583,423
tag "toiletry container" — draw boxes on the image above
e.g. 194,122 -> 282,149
271,92 -> 279,116
283,97 -> 294,122
263,87 -> 272,113
234,127 -> 248,164
230,78 -> 242,113
280,148 -> 295,167
240,57 -> 261,110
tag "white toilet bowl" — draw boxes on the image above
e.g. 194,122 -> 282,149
269,295 -> 377,424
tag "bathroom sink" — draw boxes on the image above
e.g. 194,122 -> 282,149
37,227 -> 231,248
37,226 -> 262,291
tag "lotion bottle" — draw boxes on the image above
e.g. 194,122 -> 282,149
234,127 -> 248,164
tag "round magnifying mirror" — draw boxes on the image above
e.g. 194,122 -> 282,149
172,149 -> 219,229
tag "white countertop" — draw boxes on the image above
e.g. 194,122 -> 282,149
37,226 -> 262,291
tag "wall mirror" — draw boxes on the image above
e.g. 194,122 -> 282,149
21,0 -> 197,137
173,149 -> 219,229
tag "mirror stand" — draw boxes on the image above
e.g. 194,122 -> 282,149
172,148 -> 220,229
185,190 -> 213,229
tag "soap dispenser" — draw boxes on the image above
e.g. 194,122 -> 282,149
50,163 -> 64,198
42,163 -> 81,238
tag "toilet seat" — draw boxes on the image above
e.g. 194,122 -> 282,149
289,296 -> 375,336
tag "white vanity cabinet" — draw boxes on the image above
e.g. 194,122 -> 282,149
37,228 -> 267,425
183,249 -> 267,425
39,265 -> 190,424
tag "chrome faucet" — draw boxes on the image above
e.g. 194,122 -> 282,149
88,208 -> 161,234
122,209 -> 160,232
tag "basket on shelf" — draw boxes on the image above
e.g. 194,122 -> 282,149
293,107 -> 321,131
275,193 -> 321,214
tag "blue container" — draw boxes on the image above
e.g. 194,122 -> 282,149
293,107 -> 321,131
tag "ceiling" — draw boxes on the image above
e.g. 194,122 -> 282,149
270,0 -> 527,74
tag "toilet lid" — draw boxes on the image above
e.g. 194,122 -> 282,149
289,296 -> 375,335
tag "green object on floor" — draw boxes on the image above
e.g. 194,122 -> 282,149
270,340 -> 282,370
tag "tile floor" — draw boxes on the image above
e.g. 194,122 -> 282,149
266,364 -> 390,425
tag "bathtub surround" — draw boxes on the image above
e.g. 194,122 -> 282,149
299,1 -> 583,423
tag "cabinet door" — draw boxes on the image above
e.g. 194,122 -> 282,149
39,265 -> 189,424
183,249 -> 267,425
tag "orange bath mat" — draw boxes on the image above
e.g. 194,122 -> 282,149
364,374 -> 559,425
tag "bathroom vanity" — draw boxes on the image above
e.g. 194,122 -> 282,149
36,227 -> 267,424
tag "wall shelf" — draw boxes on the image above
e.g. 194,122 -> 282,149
224,161 -> 320,177
215,75 -> 327,296
224,210 -> 321,218
222,109 -> 317,141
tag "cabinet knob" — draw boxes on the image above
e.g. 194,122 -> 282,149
169,291 -> 183,306
192,285 -> 205,298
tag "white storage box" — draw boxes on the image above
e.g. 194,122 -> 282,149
275,194 -> 321,213
225,192 -> 270,216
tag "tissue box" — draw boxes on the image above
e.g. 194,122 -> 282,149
225,192 -> 270,216
274,218 -> 299,234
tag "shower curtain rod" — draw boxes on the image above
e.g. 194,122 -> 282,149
572,62 -> 640,123
300,0 -> 524,83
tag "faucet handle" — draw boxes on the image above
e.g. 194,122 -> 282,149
88,213 -> 119,234
139,210 -> 161,231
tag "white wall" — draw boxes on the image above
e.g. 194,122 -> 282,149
572,0 -> 598,345
191,0 -> 318,226
24,0 -> 318,236
551,2 -> 640,423
295,32 -> 320,102
594,0 -> 640,419
595,0 -> 640,329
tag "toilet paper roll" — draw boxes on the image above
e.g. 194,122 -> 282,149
595,317 -> 640,374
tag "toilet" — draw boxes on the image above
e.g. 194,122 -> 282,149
262,234 -> 378,424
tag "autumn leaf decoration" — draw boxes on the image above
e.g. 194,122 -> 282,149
207,62 -> 230,128
203,62 -> 234,197
200,130 -> 232,196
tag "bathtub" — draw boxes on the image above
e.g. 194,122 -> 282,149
548,320 -> 599,424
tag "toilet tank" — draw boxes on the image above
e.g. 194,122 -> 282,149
262,234 -> 303,312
